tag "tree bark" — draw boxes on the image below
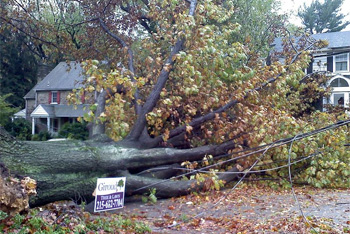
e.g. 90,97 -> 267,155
0,127 -> 237,208
90,90 -> 107,136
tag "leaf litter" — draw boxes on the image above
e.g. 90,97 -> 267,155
1,183 -> 349,233
112,183 -> 350,233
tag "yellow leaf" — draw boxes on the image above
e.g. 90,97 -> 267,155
163,129 -> 170,141
236,164 -> 244,171
186,125 -> 193,133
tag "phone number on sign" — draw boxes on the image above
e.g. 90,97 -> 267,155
95,198 -> 123,210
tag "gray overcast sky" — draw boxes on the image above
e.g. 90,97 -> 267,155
278,0 -> 350,31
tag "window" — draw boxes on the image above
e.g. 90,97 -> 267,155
51,91 -> 58,103
335,53 -> 348,71
330,78 -> 349,87
333,93 -> 344,106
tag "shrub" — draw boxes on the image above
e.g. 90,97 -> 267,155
31,131 -> 51,141
0,209 -> 151,233
4,118 -> 32,140
58,122 -> 89,140
31,134 -> 40,141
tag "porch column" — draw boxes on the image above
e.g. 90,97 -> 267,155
47,117 -> 51,133
32,118 -> 35,135
322,97 -> 327,112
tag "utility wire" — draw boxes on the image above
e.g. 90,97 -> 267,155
157,119 -> 350,230
137,151 -> 321,175
288,134 -> 318,233
134,118 -> 350,192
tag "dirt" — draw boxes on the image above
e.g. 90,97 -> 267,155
109,186 -> 350,233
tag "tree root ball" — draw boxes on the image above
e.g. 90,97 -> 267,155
0,167 -> 37,216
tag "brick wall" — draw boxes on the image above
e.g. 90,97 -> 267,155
25,99 -> 36,120
37,91 -> 50,105
59,91 -> 71,105
36,90 -> 73,105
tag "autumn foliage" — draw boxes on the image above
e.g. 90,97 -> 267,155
1,0 -> 349,192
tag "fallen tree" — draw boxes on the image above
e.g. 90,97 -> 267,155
0,126 -> 240,207
1,0 -> 337,214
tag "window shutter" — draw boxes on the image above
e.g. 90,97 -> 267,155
57,91 -> 60,104
81,91 -> 85,104
327,56 -> 333,72
307,60 -> 313,74
49,91 -> 52,104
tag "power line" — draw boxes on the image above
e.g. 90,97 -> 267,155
145,118 -> 350,231
134,118 -> 350,192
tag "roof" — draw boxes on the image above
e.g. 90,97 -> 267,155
273,30 -> 350,52
24,84 -> 37,99
30,104 -> 90,118
311,31 -> 350,49
54,104 -> 90,117
30,105 -> 55,117
34,61 -> 85,91
13,109 -> 26,118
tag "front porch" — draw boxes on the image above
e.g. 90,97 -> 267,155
30,104 -> 89,135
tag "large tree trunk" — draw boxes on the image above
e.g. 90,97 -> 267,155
0,127 -> 238,208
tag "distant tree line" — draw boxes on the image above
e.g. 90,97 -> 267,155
298,0 -> 349,34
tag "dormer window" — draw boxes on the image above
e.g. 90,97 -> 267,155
335,53 -> 348,72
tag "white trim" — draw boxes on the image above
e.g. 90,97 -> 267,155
31,105 -> 50,118
333,53 -> 349,73
32,118 -> 35,135
51,91 -> 58,104
330,92 -> 348,107
327,75 -> 350,88
47,117 -> 51,133
324,75 -> 350,108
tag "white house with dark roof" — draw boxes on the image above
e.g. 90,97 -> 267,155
273,31 -> 350,109
24,61 -> 89,135
307,31 -> 350,109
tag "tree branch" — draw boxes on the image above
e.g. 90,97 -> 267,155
119,166 -> 239,197
0,16 -> 59,50
118,3 -> 155,36
127,0 -> 198,141
98,18 -> 142,116
151,40 -> 318,145
90,90 -> 107,136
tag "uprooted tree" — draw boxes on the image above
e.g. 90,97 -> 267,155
1,0 -> 350,213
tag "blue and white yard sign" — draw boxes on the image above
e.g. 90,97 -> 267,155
94,177 -> 126,212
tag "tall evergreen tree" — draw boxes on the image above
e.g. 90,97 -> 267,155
298,0 -> 350,34
0,29 -> 38,108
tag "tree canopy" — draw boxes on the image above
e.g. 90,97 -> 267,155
0,29 -> 38,108
0,94 -> 17,127
230,0 -> 284,56
298,0 -> 350,34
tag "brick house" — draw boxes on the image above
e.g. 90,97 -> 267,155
23,61 -> 89,135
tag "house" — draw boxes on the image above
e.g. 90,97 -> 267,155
273,31 -> 350,109
306,31 -> 350,109
23,61 -> 89,135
